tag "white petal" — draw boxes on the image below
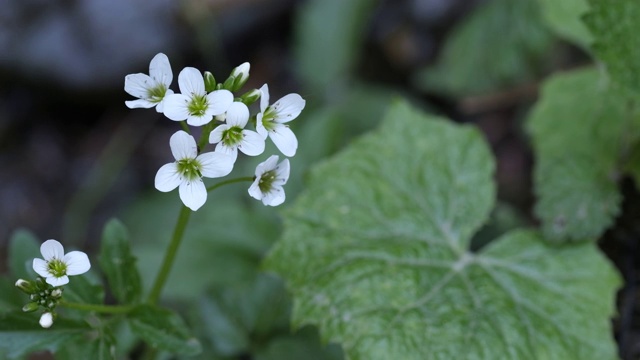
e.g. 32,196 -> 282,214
205,90 -> 234,116
255,155 -> 279,177
163,94 -> 191,121
259,84 -> 270,112
39,312 -> 53,328
33,258 -> 50,278
64,251 -> 91,275
155,163 -> 182,192
231,62 -> 250,81
155,89 -> 174,113
214,143 -> 239,162
208,125 -> 228,144
274,158 -> 290,185
170,130 -> 197,160
248,179 -> 263,200
262,188 -> 286,206
272,94 -> 305,123
269,125 -> 298,157
149,53 -> 173,87
124,73 -> 153,98
256,113 -> 268,139
225,102 -> 250,127
178,67 -> 205,96
46,275 -> 69,287
40,240 -> 64,261
238,130 -> 265,156
197,151 -> 235,178
125,99 -> 155,109
179,179 -> 207,211
186,114 -> 213,127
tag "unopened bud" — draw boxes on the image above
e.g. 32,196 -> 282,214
22,302 -> 39,312
204,71 -> 217,92
15,279 -> 34,294
239,89 -> 261,106
222,75 -> 236,91
51,289 -> 62,298
229,62 -> 250,91
39,312 -> 54,328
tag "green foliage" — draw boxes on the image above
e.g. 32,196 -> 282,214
584,0 -> 640,94
415,0 -> 554,97
8,229 -> 40,281
526,68 -> 639,241
537,0 -> 592,48
265,102 -> 621,359
99,219 -> 142,304
56,326 -> 116,360
129,304 -> 202,356
295,0 -> 379,93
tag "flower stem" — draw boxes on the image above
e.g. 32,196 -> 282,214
147,205 -> 192,304
207,176 -> 254,192
180,121 -> 190,134
60,301 -> 133,314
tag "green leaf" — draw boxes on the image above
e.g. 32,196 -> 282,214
64,275 -> 104,306
265,102 -> 620,359
8,229 -> 40,280
129,304 -> 201,356
415,0 -> 554,97
0,311 -> 89,359
526,68 -> 638,241
99,219 -> 142,304
537,0 -> 592,48
255,326 -> 343,360
0,278 -> 23,312
295,0 -> 378,93
56,326 -> 116,360
584,0 -> 640,94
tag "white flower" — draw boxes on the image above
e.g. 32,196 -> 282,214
209,102 -> 265,161
155,130 -> 235,211
124,53 -> 174,113
256,84 -> 305,157
39,312 -> 53,328
248,155 -> 290,206
32,240 -> 91,287
163,67 -> 234,126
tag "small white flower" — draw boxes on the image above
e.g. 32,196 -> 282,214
39,312 -> 53,328
256,84 -> 305,157
124,53 -> 174,113
32,240 -> 91,287
155,130 -> 235,211
163,67 -> 234,126
209,102 -> 265,161
248,155 -> 290,206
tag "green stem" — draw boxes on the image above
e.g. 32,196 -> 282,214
207,176 -> 254,192
198,122 -> 217,150
147,205 -> 192,304
180,121 -> 191,134
60,301 -> 133,314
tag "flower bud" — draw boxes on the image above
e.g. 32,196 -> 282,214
39,312 -> 54,328
222,75 -> 236,91
15,279 -> 34,294
22,302 -> 39,312
239,89 -> 261,106
51,288 -> 62,298
229,62 -> 250,91
204,71 -> 217,92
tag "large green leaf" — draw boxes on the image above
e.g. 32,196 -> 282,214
129,304 -> 201,356
584,0 -> 640,94
8,229 -> 40,280
99,219 -> 142,304
415,0 -> 554,97
526,68 -> 638,241
537,0 -> 592,48
265,102 -> 620,359
56,326 -> 116,360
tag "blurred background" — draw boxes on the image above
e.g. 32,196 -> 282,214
0,0 -> 637,358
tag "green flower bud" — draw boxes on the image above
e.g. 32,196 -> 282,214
229,62 -> 250,91
204,71 -> 217,92
222,75 -> 236,91
15,279 -> 35,294
22,302 -> 39,312
239,89 -> 261,106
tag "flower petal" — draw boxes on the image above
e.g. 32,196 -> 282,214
33,258 -> 50,278
178,67 -> 205,96
125,99 -> 155,109
255,155 -> 279,177
40,240 -> 64,261
259,84 -> 270,113
272,93 -> 306,123
256,113 -> 269,139
238,130 -> 265,156
163,94 -> 191,121
205,90 -> 234,116
248,179 -> 263,200
262,186 -> 285,206
225,102 -> 250,127
269,125 -> 298,157
39,312 -> 53,328
186,114 -> 213,127
149,53 -> 173,87
197,151 -> 235,178
274,158 -> 290,185
155,163 -> 182,192
124,73 -> 153,98
64,251 -> 91,276
46,275 -> 69,287
155,89 -> 174,113
214,143 -> 238,162
208,125 -> 228,144
179,179 -> 207,211
170,130 -> 197,160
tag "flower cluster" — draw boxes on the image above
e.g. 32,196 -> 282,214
125,53 -> 305,210
15,240 -> 91,328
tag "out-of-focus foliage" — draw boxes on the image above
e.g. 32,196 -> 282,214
266,102 -> 621,359
415,0 -> 554,97
537,0 -> 592,48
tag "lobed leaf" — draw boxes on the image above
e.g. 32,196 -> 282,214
99,219 -> 143,304
8,229 -> 40,281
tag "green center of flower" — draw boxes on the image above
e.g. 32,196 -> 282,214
47,259 -> 67,278
147,84 -> 167,103
222,127 -> 244,146
258,170 -> 277,193
261,107 -> 277,131
176,158 -> 203,181
188,95 -> 209,116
